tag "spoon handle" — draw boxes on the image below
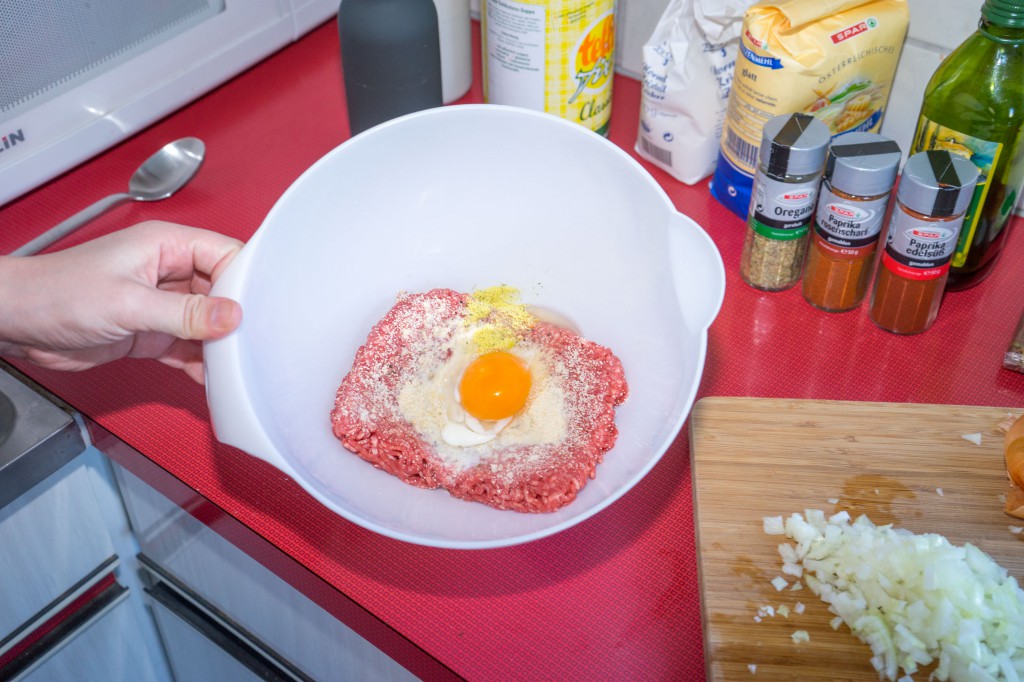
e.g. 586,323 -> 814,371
10,193 -> 135,257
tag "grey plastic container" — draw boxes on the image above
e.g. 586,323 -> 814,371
338,0 -> 443,135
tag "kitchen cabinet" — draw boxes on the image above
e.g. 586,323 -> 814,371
9,589 -> 160,682
0,357 -> 421,681
148,582 -> 293,682
108,442 -> 418,682
0,452 -> 116,646
0,444 -> 169,681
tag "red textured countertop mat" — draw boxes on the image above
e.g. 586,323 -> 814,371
3,20 -> 1024,681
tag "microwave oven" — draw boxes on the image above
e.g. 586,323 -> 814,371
0,0 -> 338,207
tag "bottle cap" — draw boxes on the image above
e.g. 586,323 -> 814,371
824,133 -> 901,197
759,113 -> 831,180
983,0 -> 1024,28
898,151 -> 980,217
1005,349 -> 1024,372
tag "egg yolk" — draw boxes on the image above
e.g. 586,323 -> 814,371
458,352 -> 532,421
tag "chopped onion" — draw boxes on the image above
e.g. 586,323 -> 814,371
764,515 -> 785,535
771,576 -> 789,591
765,509 -> 1024,681
782,561 -> 803,578
748,663 -> 757,674
792,630 -> 810,643
962,432 -> 983,446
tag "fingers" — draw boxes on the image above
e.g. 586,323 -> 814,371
128,286 -> 242,341
132,221 -> 243,284
18,339 -> 135,372
144,338 -> 207,384
6,221 -> 246,384
107,222 -> 245,341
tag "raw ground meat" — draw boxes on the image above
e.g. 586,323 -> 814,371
330,289 -> 628,513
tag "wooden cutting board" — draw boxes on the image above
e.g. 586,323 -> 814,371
690,397 -> 1024,681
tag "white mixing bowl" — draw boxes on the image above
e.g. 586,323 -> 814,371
205,105 -> 725,549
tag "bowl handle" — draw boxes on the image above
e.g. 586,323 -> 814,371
203,245 -> 294,475
667,212 -> 726,332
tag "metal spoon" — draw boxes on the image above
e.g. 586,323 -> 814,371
10,137 -> 206,257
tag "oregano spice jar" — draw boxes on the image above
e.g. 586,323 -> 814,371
802,133 -> 901,312
869,150 -> 980,335
740,113 -> 831,292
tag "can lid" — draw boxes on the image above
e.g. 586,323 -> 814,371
899,151 -> 980,217
982,0 -> 1024,28
824,133 -> 901,197
759,113 -> 831,180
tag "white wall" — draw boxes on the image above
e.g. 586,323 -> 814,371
613,0 -> 982,160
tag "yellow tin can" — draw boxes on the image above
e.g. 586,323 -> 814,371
482,0 -> 616,135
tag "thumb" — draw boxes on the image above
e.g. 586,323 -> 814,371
131,288 -> 242,340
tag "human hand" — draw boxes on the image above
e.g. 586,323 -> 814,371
0,221 -> 243,384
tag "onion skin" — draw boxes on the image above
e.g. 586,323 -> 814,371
1004,414 -> 1024,518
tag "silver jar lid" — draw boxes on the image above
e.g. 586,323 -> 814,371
759,113 -> 831,180
899,151 -> 980,217
824,133 -> 901,197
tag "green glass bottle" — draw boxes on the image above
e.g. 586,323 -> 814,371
910,0 -> 1024,290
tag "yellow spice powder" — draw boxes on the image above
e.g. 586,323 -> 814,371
465,285 -> 535,353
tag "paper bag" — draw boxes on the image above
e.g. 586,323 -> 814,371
635,0 -> 755,185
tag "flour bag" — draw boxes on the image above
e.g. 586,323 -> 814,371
636,0 -> 755,184
709,0 -> 909,218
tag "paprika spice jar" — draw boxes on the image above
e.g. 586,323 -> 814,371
869,150 -> 980,335
802,133 -> 901,312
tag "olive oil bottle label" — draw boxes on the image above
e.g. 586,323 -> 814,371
911,116 -> 1003,268
748,172 -> 818,240
813,186 -> 889,258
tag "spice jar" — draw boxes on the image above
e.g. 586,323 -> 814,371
802,133 -> 901,312
869,151 -> 980,335
740,113 -> 831,292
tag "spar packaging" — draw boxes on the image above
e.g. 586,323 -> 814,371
710,0 -> 909,218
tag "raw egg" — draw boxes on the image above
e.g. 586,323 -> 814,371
457,351 -> 532,421
395,287 -> 565,451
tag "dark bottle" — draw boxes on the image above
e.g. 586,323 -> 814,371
910,0 -> 1024,290
338,0 -> 444,136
